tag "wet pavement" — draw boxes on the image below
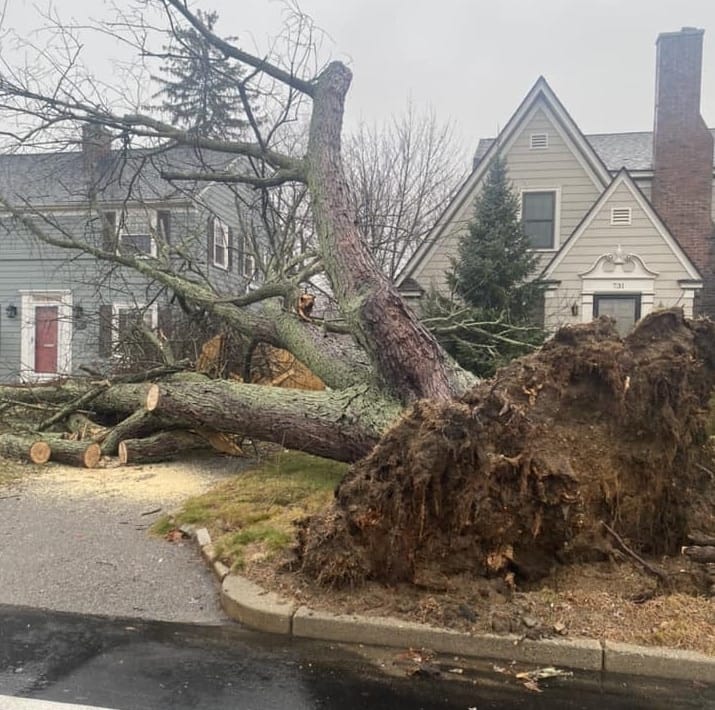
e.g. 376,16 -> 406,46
0,457 -> 244,622
0,605 -> 713,710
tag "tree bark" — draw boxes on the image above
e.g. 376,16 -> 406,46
118,431 -> 209,465
99,410 -> 177,455
306,62 -> 474,404
0,434 -> 50,464
49,439 -> 102,468
0,381 -> 153,417
682,546 -> 715,563
145,380 -> 401,463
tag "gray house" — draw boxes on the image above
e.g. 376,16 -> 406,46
398,28 -> 714,334
0,127 -> 258,382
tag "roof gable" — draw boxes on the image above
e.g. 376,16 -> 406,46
397,77 -> 612,287
543,169 -> 701,281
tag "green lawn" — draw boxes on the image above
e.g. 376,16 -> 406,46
153,450 -> 348,570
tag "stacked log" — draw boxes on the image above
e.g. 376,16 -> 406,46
0,434 -> 50,464
48,439 -> 102,468
118,431 -> 209,465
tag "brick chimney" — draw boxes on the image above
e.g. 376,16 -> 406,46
652,28 -> 713,280
81,124 -> 112,172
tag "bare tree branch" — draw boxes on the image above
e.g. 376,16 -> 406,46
163,0 -> 316,97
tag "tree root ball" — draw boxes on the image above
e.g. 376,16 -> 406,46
296,309 -> 715,588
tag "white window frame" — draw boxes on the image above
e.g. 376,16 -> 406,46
18,290 -> 73,382
519,187 -> 561,252
111,303 -> 158,347
117,211 -> 160,258
610,207 -> 632,226
212,219 -> 230,270
242,253 -> 256,278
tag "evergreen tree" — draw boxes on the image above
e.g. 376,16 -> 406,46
152,11 -> 254,140
447,154 -> 544,321
422,155 -> 546,377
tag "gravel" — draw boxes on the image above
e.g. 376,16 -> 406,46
0,455 -> 248,623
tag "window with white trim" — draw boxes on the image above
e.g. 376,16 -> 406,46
212,219 -> 230,269
530,133 -> 549,150
522,191 -> 556,249
243,253 -> 256,278
610,207 -> 632,226
117,211 -> 165,257
111,304 -> 158,346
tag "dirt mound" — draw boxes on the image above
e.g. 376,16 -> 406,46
297,309 -> 715,588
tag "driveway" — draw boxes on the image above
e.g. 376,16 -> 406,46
0,455 -> 246,622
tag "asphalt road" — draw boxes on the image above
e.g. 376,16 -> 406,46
1,606 -> 714,710
0,456 -> 245,622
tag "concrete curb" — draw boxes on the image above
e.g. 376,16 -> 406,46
191,527 -> 715,682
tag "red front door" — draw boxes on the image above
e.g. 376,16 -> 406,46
35,305 -> 59,373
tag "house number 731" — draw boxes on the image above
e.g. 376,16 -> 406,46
612,282 -> 625,289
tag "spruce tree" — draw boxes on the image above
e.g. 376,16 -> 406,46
152,11 -> 253,140
448,154 -> 543,322
422,155 -> 546,377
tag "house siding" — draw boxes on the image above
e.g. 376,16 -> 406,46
412,105 -> 602,295
545,181 -> 695,329
198,182 -> 254,294
0,196 -> 249,382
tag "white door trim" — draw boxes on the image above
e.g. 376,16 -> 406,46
19,290 -> 73,382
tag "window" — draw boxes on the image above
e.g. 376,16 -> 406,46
610,207 -> 632,225
593,295 -> 641,335
117,211 -> 165,257
243,253 -> 256,278
522,191 -> 556,249
530,133 -> 549,150
212,219 -> 230,269
112,304 -> 158,344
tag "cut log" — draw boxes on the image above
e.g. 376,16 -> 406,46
99,409 -> 176,456
49,439 -> 102,468
118,431 -> 210,465
681,546 -> 715,563
65,413 -> 109,442
38,382 -> 110,431
0,433 -> 50,464
687,533 -> 715,546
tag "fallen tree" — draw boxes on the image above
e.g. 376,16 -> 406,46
0,4 -> 713,594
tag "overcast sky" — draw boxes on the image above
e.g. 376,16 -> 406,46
5,0 -> 715,158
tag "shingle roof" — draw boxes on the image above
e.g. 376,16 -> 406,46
0,144 -> 238,206
474,129 -> 715,172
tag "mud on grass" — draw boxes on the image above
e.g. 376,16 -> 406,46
153,450 -> 347,570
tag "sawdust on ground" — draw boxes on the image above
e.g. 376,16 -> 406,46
1,454 -> 245,505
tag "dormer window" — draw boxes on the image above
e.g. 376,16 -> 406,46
610,207 -> 632,225
530,133 -> 549,150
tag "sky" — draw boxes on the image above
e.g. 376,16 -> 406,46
4,0 -> 715,160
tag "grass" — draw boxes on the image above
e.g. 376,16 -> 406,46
152,449 -> 348,570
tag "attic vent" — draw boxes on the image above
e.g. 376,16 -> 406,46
610,207 -> 632,225
530,133 -> 549,149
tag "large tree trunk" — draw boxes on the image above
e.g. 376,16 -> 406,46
146,380 -> 401,463
306,62 -> 473,404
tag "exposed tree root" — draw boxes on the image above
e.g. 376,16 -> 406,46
297,309 -> 715,589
